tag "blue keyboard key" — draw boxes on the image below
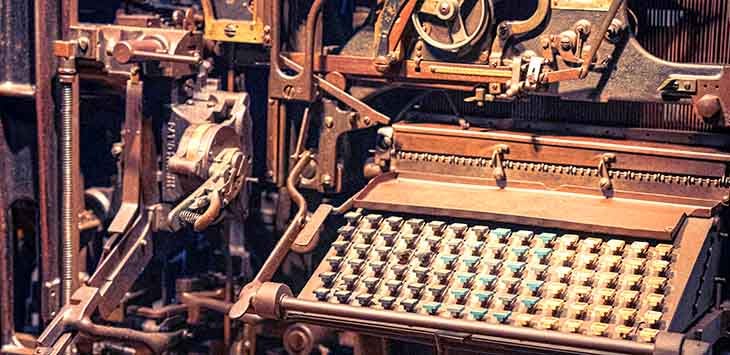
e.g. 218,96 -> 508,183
536,232 -> 557,245
423,302 -> 442,315
493,311 -> 512,323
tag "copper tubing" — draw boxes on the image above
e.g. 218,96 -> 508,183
580,0 -> 624,78
279,297 -> 655,355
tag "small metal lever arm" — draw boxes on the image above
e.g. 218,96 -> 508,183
112,39 -> 201,65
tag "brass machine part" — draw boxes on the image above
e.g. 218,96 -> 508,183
199,0 -> 267,44
167,123 -> 248,232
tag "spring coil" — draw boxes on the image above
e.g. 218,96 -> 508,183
178,210 -> 203,225
61,82 -> 74,305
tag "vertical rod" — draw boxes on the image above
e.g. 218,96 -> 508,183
35,0 -> 62,323
58,57 -> 80,306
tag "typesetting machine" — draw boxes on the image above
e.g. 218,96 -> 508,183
1,0 -> 730,354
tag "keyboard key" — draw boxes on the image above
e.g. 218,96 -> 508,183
332,241 -> 349,255
455,272 -> 475,286
358,228 -> 377,243
327,256 -> 343,270
469,308 -> 489,320
490,228 -> 512,243
511,230 -> 534,245
364,214 -> 383,227
492,311 -> 512,323
369,261 -> 386,276
412,266 -> 430,282
524,280 -> 544,294
379,296 -> 396,309
538,317 -> 559,330
348,259 -> 365,273
629,241 -> 649,258
448,223 -> 468,237
520,296 -> 541,310
334,290 -> 352,304
314,288 -> 330,301
471,226 -> 490,240
439,254 -> 458,268
385,216 -> 403,230
604,239 -> 626,255
353,243 -> 370,258
401,298 -> 419,312
344,211 -> 360,225
641,311 -> 663,327
407,282 -> 426,297
319,271 -> 337,286
450,288 -> 470,303
429,285 -> 447,299
563,319 -> 583,333
477,274 -> 498,289
588,322 -> 609,337
363,277 -> 380,292
337,226 -> 355,240
579,238 -> 602,253
461,256 -> 481,270
405,218 -> 424,233
535,233 -> 557,246
557,234 -> 580,250
638,328 -> 660,342
381,231 -> 398,246
342,275 -> 359,289
617,308 -> 637,325
385,280 -> 402,294
473,290 -> 494,305
423,302 -> 442,315
356,293 -> 374,306
651,244 -> 673,260
447,304 -> 466,318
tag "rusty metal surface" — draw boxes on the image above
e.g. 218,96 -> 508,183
8,0 -> 730,354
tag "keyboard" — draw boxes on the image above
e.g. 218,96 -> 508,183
302,210 -> 674,343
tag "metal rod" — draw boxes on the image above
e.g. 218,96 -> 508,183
280,297 -> 655,355
0,82 -> 35,98
579,0 -> 624,78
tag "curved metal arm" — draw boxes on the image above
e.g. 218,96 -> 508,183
229,151 -> 313,319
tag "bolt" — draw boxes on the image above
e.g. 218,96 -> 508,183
321,174 -> 333,187
324,115 -> 334,128
77,37 -> 89,52
363,116 -> 371,126
498,23 -> 509,39
224,23 -> 238,38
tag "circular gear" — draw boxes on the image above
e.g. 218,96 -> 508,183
412,0 -> 492,53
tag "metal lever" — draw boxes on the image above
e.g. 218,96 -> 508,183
112,39 -> 201,65
598,153 -> 616,194
490,144 -> 509,183
579,0 -> 624,78
229,151 -> 313,319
